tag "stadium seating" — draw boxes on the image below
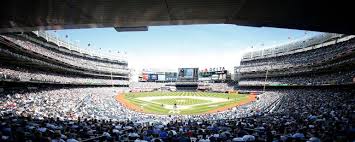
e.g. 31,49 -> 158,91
0,32 -> 129,86
0,87 -> 353,141
237,34 -> 355,87
0,66 -> 128,85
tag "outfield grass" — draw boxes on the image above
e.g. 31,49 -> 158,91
119,92 -> 252,115
153,98 -> 211,105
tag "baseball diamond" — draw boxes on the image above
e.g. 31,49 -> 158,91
116,92 -> 256,115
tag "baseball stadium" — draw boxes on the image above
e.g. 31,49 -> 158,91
1,1 -> 355,142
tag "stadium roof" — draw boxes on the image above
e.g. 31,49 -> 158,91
0,0 -> 354,34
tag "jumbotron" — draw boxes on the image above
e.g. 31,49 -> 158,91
0,32 -> 354,142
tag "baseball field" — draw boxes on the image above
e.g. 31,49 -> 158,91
116,92 -> 256,115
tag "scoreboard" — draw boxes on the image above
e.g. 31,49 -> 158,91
139,71 -> 178,82
177,68 -> 199,82
199,67 -> 229,82
165,72 -> 178,81
148,74 -> 158,81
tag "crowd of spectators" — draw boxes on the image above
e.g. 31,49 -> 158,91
0,66 -> 129,85
242,33 -> 341,60
1,35 -> 129,75
0,46 -> 112,78
239,70 -> 355,86
0,87 -> 353,141
238,33 -> 355,89
239,35 -> 355,73
0,34 -> 130,86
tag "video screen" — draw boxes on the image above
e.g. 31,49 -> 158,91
178,68 -> 198,81
184,68 -> 194,78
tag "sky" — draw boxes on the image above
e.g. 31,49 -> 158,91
49,24 -> 321,75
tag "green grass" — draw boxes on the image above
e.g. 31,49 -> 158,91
153,98 -> 211,105
123,92 -> 249,115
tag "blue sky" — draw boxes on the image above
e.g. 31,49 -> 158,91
49,24 -> 321,72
